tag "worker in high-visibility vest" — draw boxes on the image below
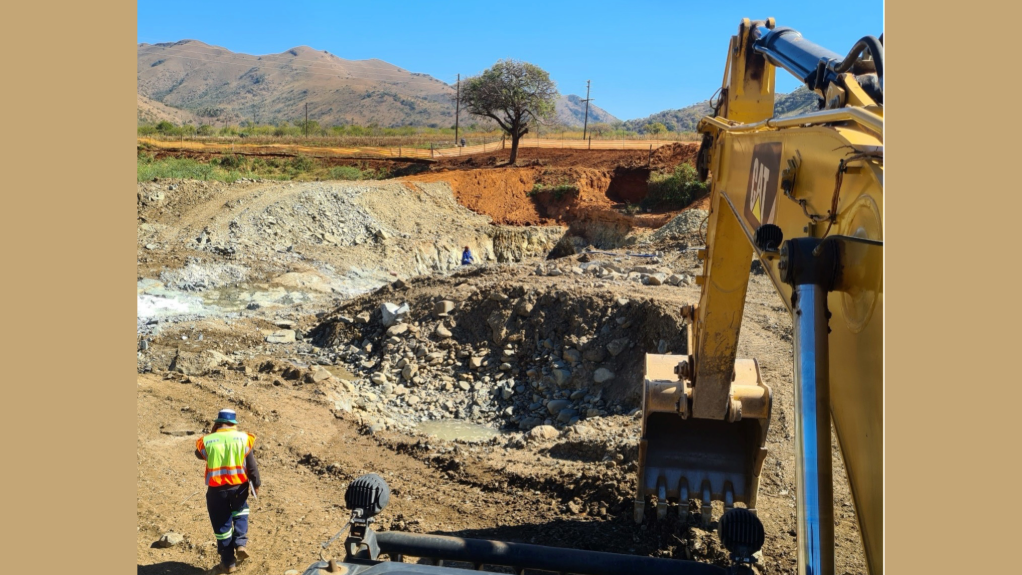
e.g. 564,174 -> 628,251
195,409 -> 261,574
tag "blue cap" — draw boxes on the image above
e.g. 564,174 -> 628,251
215,409 -> 238,425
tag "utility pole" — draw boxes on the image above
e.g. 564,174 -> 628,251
581,80 -> 592,140
305,103 -> 309,137
455,73 -> 460,146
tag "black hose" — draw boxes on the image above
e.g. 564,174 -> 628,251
832,36 -> 884,93
374,532 -> 728,575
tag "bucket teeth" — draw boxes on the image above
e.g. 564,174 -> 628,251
678,479 -> 690,522
701,481 -> 713,525
656,479 -> 668,519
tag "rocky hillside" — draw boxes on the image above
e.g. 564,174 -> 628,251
138,40 -> 456,127
554,94 -> 619,128
137,93 -> 198,124
622,86 -> 822,133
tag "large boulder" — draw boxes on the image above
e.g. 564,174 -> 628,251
169,350 -> 231,376
266,330 -> 297,344
380,302 -> 410,327
547,399 -> 572,415
606,338 -> 630,357
154,532 -> 184,548
527,425 -> 559,441
434,300 -> 456,316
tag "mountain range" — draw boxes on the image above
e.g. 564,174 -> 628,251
137,40 -> 818,130
621,87 -> 821,133
137,40 -> 618,129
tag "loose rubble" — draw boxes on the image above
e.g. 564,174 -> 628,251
304,263 -> 693,436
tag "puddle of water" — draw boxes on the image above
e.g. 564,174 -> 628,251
138,292 -> 197,317
136,266 -> 404,334
198,284 -> 316,313
137,281 -> 322,322
138,285 -> 209,319
415,420 -> 504,442
324,365 -> 357,380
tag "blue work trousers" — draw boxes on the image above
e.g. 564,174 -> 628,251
205,483 -> 250,565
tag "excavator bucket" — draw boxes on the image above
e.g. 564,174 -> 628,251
634,353 -> 771,524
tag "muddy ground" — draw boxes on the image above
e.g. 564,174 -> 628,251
137,150 -> 866,575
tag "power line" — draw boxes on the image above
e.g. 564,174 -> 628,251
581,80 -> 593,140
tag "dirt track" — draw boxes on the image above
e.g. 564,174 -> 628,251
136,150 -> 866,575
431,143 -> 698,171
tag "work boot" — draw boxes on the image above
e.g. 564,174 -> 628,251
217,562 -> 237,574
235,546 -> 249,562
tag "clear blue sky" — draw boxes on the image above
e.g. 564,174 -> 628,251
137,0 -> 883,121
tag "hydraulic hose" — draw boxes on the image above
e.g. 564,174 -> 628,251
833,36 -> 884,93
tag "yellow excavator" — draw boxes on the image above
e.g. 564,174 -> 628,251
636,17 -> 883,575
296,17 -> 882,575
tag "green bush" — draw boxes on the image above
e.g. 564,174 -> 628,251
646,163 -> 706,207
215,154 -> 247,169
288,154 -> 315,172
329,166 -> 364,180
138,157 -> 220,181
531,182 -> 578,200
274,122 -> 301,137
644,122 -> 668,135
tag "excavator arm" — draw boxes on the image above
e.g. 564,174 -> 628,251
635,18 -> 883,575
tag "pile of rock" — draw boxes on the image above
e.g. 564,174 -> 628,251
159,259 -> 250,292
533,260 -> 693,287
310,279 -> 688,434
327,297 -> 609,431
649,209 -> 709,242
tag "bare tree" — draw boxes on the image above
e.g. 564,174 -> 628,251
459,59 -> 558,164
